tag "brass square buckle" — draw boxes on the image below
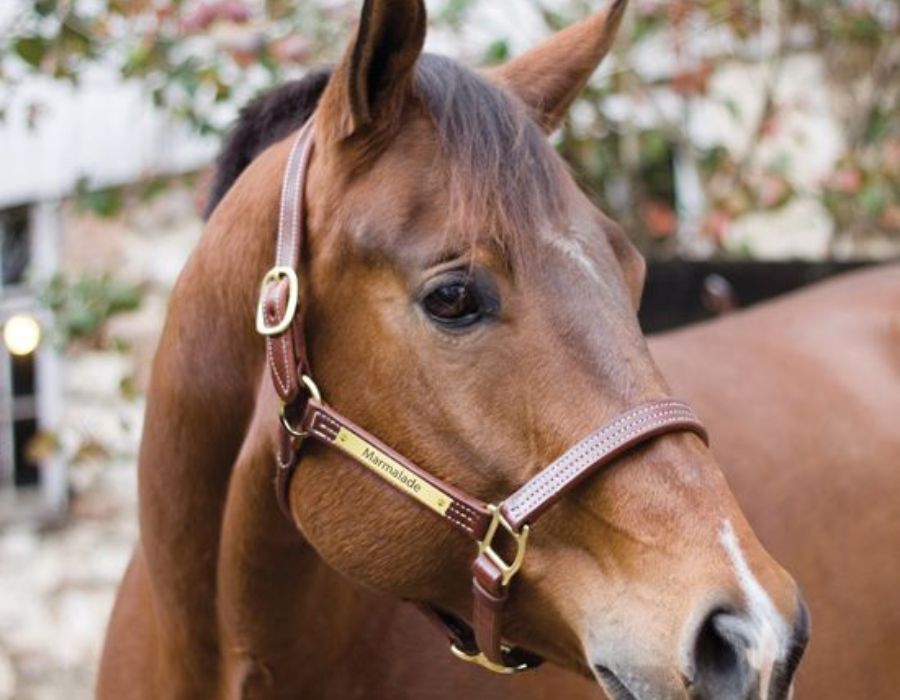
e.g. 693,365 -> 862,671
450,509 -> 532,673
478,504 -> 530,587
450,643 -> 529,674
256,266 -> 300,336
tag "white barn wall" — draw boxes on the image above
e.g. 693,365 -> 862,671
0,74 -> 217,209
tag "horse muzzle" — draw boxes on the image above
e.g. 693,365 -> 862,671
587,595 -> 810,700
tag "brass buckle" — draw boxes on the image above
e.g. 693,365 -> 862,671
449,507 -> 530,673
450,644 -> 529,674
256,266 -> 299,336
478,504 -> 530,587
278,375 -> 322,439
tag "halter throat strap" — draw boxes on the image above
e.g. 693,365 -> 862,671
258,121 -> 709,674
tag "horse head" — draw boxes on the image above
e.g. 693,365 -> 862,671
266,1 -> 809,697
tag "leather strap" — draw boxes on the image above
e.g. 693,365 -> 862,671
301,400 -> 493,539
292,394 -> 707,666
416,602 -> 543,670
261,120 -> 316,405
260,122 -> 316,518
472,553 -> 509,664
260,117 -> 710,673
501,399 -> 708,529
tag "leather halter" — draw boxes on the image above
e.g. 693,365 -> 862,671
257,120 -> 709,673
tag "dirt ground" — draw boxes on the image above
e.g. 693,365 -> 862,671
0,465 -> 137,700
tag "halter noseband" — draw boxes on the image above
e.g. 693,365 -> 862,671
256,120 -> 709,674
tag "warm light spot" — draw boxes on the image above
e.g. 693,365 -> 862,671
3,314 -> 42,356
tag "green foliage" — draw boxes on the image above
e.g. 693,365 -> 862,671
524,0 -> 899,253
73,177 -> 124,218
435,0 -> 479,30
41,273 -> 143,349
13,36 -> 47,68
33,0 -> 58,17
1,0 -> 897,256
822,148 -> 900,239
0,0 -> 352,134
482,39 -> 510,66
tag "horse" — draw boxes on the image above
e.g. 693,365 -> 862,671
98,1 -> 808,698
651,264 -> 900,700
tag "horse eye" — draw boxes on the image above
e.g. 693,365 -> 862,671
422,280 -> 483,327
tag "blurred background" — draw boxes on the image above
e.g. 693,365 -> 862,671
0,0 -> 897,697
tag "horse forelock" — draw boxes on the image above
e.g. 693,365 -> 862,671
413,55 -> 568,265
207,55 -> 570,268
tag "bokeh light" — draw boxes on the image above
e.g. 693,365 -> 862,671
3,314 -> 42,356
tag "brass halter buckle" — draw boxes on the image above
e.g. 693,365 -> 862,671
478,503 -> 530,586
256,266 -> 300,336
450,643 -> 529,674
449,504 -> 531,674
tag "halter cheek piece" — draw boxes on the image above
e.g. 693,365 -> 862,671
257,120 -> 709,674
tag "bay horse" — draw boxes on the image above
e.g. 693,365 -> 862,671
98,1 -> 807,698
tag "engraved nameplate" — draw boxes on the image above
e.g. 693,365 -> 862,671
334,428 -> 452,516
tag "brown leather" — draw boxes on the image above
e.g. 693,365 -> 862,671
301,400 -> 493,539
292,394 -> 706,667
472,554 -> 508,664
501,400 -> 708,530
261,117 -> 710,672
262,120 -> 315,405
275,419 -> 303,517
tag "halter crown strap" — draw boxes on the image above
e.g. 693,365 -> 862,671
259,119 -> 710,674
258,120 -> 315,403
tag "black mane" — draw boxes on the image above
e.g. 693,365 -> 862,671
204,68 -> 332,219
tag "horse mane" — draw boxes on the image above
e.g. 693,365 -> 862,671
204,67 -> 332,219
205,56 -> 565,253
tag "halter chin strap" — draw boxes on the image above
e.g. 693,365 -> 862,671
257,120 -> 709,673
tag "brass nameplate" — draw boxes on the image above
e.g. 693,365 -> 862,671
334,428 -> 451,516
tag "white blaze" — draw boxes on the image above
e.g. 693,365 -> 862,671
720,519 -> 789,699
541,219 -> 603,284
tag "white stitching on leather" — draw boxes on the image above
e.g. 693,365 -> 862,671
316,413 -> 340,437
504,403 -> 697,519
445,508 -> 476,535
276,292 -> 293,395
510,409 -> 685,500
267,342 -> 288,396
312,426 -> 333,441
448,501 -> 477,525
268,124 -> 312,401
506,408 -> 694,516
276,127 -> 306,260
312,413 -> 340,440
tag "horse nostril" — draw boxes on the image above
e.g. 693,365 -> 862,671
767,595 -> 810,699
690,610 -> 754,699
593,665 -> 638,700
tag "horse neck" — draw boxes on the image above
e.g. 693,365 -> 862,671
136,138 -> 302,690
215,400 -> 384,694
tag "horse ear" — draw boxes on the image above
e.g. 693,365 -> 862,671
488,0 -> 628,133
317,0 -> 427,143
